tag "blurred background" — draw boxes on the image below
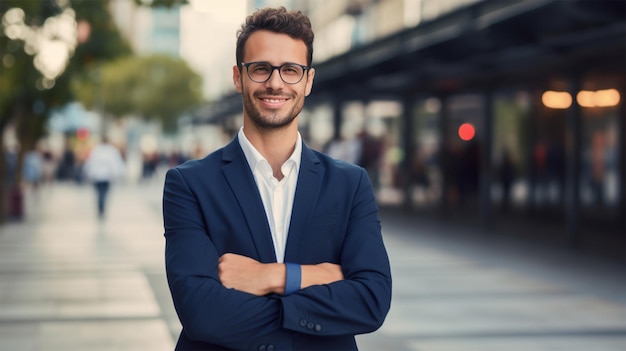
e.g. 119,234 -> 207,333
0,0 -> 624,350
2,0 -> 625,248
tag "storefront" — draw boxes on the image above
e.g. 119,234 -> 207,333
196,0 -> 625,245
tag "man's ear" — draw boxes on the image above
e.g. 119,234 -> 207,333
304,68 -> 315,97
233,65 -> 243,93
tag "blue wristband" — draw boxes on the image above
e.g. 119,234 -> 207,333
284,262 -> 301,295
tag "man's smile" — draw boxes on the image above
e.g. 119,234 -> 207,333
258,95 -> 289,107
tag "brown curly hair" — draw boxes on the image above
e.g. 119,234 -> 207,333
236,7 -> 314,68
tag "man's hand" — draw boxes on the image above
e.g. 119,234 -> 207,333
218,253 -> 284,296
218,253 -> 345,296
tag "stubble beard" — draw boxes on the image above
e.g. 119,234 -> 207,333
243,90 -> 304,130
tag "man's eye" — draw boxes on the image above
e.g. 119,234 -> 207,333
282,66 -> 299,74
253,65 -> 270,73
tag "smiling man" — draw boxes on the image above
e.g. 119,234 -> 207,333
162,7 -> 392,351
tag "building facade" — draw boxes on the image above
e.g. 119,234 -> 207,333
198,0 -> 625,255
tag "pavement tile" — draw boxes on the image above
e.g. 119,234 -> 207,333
34,320 -> 173,351
407,336 -> 626,351
0,182 -> 175,351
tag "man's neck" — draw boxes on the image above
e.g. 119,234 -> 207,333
243,123 -> 298,177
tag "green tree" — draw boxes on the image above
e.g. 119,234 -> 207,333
1,0 -> 131,154
133,0 -> 188,7
0,0 -> 196,222
73,54 -> 204,132
0,0 -> 131,222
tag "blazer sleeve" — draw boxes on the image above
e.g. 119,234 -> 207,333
280,167 -> 393,336
163,167 -> 294,350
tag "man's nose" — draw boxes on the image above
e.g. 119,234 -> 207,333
265,67 -> 284,89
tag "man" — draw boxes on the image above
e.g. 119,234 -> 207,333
83,137 -> 126,218
162,7 -> 392,351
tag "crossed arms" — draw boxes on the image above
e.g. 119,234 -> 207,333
218,253 -> 344,296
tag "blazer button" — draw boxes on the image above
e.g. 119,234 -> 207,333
307,321 -> 315,330
258,345 -> 266,351
267,345 -> 275,351
299,319 -> 307,328
315,323 -> 322,332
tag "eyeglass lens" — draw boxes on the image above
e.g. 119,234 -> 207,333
246,63 -> 305,84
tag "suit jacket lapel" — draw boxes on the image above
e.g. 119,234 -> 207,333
221,137 -> 277,263
284,143 -> 324,262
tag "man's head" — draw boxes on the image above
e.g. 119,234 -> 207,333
235,7 -> 314,68
233,7 -> 316,131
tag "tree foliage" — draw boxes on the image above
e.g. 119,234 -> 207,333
133,0 -> 188,7
0,0 -> 131,147
0,0 -> 130,222
0,0 -> 66,138
72,0 -> 133,70
72,54 -> 204,132
0,0 -> 201,222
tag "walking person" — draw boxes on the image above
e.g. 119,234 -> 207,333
162,7 -> 392,351
22,146 -> 44,189
83,137 -> 126,218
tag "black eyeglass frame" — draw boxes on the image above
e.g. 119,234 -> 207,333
240,61 -> 310,84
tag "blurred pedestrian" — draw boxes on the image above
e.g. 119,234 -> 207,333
83,137 -> 126,218
162,7 -> 391,351
22,147 -> 43,189
40,148 -> 57,184
359,131 -> 383,190
56,142 -> 77,181
326,135 -> 362,164
499,148 -> 516,211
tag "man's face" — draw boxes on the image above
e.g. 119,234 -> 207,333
233,30 -> 315,130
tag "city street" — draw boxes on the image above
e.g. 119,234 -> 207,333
0,174 -> 624,351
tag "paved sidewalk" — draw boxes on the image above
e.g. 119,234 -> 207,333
0,181 -> 177,351
0,179 -> 624,351
359,208 -> 626,351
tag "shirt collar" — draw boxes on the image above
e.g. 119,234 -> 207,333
238,127 -> 302,175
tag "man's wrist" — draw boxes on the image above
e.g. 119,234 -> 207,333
284,262 -> 301,295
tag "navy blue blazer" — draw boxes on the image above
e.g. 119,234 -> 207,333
163,136 -> 392,351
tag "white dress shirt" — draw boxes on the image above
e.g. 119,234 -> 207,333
238,128 -> 301,263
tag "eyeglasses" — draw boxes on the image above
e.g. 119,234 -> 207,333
241,61 -> 310,84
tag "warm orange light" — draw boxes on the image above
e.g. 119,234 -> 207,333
542,91 -> 572,109
458,123 -> 475,141
576,90 -> 595,108
594,89 -> 620,107
577,89 -> 620,108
